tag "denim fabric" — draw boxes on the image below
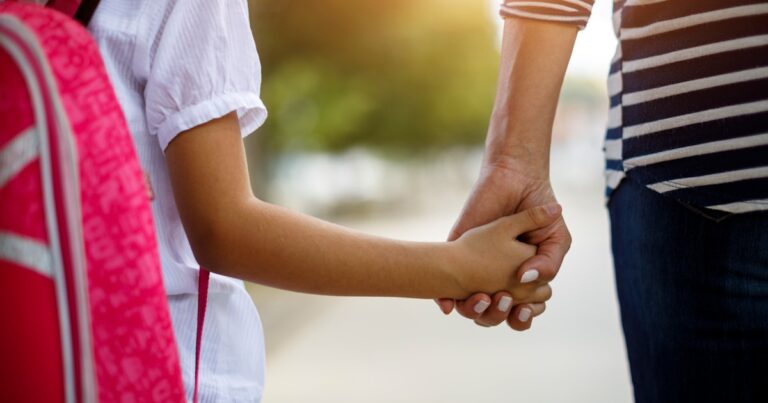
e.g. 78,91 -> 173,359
609,177 -> 768,403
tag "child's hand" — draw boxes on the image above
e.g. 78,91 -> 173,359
448,203 -> 561,300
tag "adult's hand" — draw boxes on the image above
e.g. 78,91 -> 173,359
435,15 -> 578,330
438,160 -> 571,330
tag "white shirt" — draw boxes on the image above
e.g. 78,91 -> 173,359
89,0 -> 268,401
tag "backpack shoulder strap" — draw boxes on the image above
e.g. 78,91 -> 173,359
193,268 -> 210,403
72,0 -> 99,26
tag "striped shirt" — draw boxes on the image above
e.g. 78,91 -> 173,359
500,0 -> 768,214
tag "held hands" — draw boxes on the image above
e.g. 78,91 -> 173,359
446,202 -> 561,322
441,163 -> 572,330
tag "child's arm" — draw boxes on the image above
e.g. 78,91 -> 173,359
165,112 -> 560,300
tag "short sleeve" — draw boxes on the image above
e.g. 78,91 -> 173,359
143,0 -> 267,151
500,0 -> 594,30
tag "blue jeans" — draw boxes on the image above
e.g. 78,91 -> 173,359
609,177 -> 768,403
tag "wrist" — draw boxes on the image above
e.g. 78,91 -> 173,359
482,153 -> 550,181
430,242 -> 472,299
478,154 -> 552,189
483,135 -> 551,181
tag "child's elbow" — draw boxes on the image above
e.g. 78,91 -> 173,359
181,197 -> 260,280
186,218 -> 232,276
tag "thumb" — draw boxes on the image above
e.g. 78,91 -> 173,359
497,203 -> 562,237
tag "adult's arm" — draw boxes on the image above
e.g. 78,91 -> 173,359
440,13 -> 584,329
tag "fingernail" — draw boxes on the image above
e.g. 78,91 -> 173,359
521,270 -> 539,283
498,296 -> 513,312
518,307 -> 532,322
473,300 -> 491,314
545,203 -> 561,216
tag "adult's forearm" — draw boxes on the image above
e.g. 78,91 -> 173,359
484,19 -> 578,176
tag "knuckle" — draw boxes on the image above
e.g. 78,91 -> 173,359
508,321 -> 530,332
542,285 -> 553,301
485,311 -> 506,324
525,208 -> 540,226
562,228 -> 573,248
458,308 -> 479,320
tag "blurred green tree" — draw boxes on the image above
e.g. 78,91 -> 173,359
248,0 -> 500,156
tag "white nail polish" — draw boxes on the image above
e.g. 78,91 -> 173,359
521,270 -> 539,284
518,308 -> 532,322
473,300 -> 491,314
498,296 -> 513,312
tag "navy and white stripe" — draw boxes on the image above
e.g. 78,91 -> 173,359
501,0 -> 768,214
500,0 -> 593,30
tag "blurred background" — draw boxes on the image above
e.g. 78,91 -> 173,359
244,0 -> 632,402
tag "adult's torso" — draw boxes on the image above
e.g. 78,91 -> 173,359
605,0 -> 768,214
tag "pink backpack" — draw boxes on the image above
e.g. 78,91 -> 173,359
0,2 -> 186,401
